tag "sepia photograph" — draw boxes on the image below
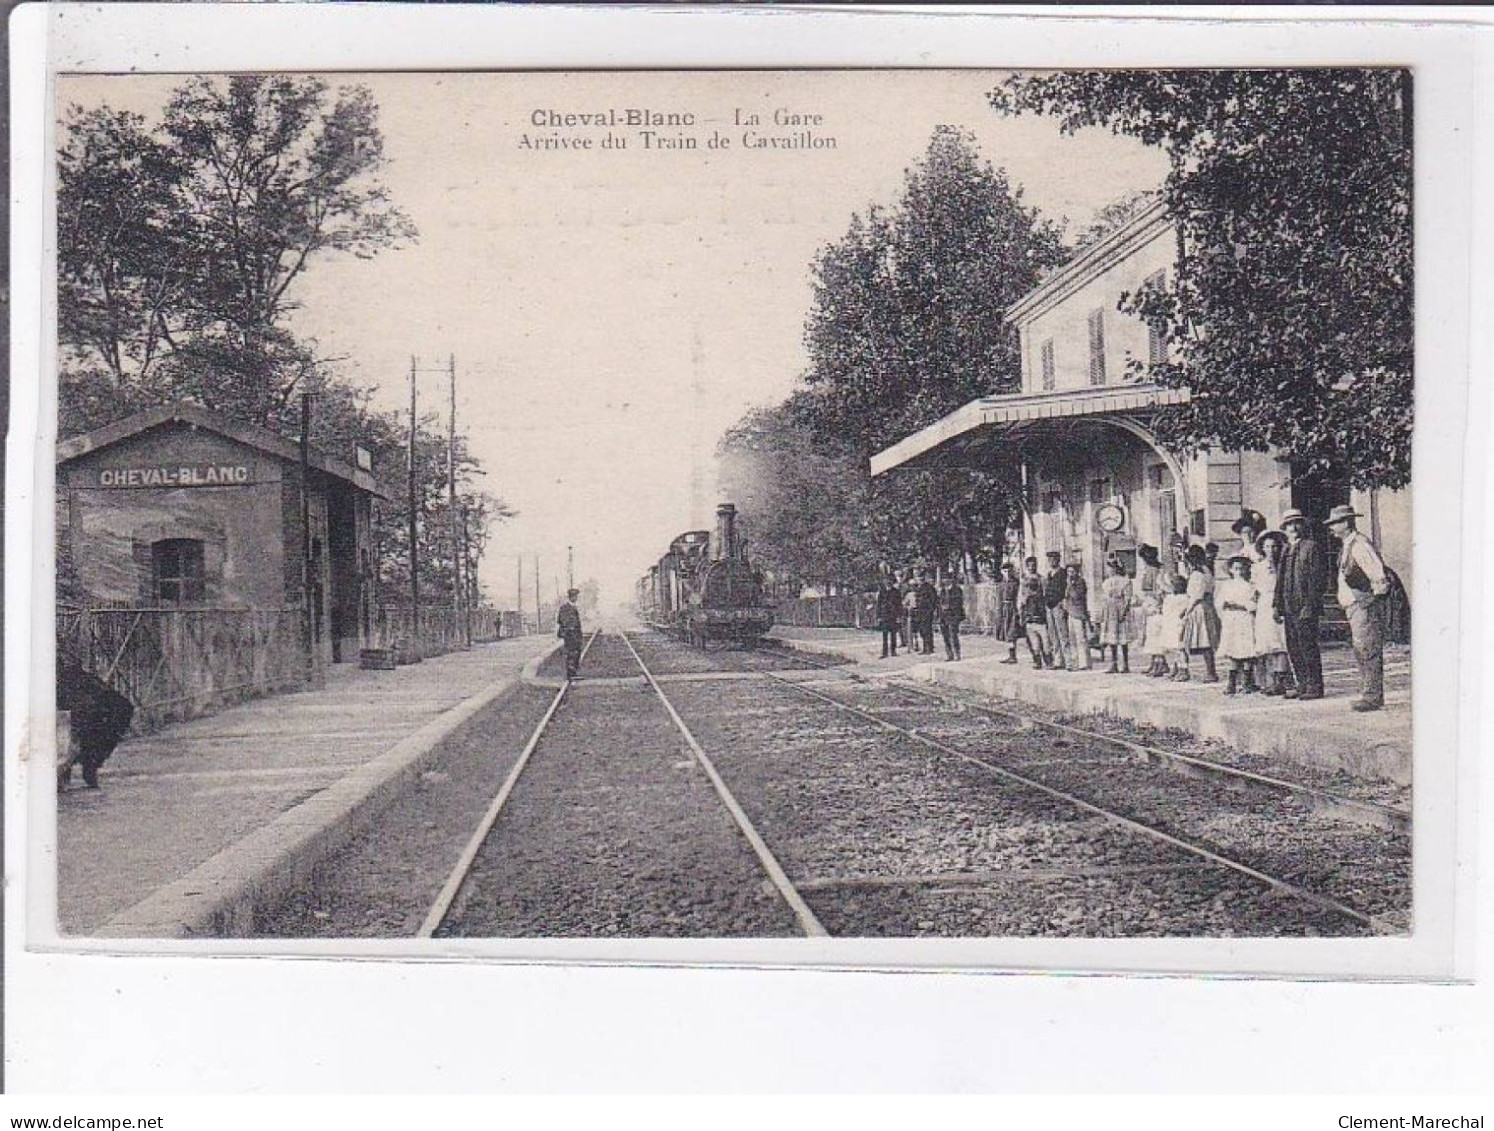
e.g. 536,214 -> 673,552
41,63 -> 1421,950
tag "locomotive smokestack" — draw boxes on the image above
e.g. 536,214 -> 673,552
714,503 -> 738,562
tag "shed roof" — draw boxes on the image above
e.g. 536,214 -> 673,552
56,402 -> 397,501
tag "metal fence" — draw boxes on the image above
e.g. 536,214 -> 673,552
373,604 -> 503,656
772,595 -> 875,628
56,602 -> 508,731
775,584 -> 1010,633
57,606 -> 307,730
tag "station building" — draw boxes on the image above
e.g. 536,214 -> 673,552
56,402 -> 395,665
870,199 -> 1411,599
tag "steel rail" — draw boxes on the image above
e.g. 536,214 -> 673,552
758,642 -> 1409,834
417,629 -> 599,938
620,632 -> 829,938
758,667 -> 1394,934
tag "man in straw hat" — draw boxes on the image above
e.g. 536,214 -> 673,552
557,587 -> 585,679
1324,503 -> 1391,711
1274,509 -> 1328,701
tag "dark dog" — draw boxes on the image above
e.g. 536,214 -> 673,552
57,657 -> 134,788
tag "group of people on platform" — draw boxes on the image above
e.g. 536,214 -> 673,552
877,504 -> 1402,714
874,567 -> 967,662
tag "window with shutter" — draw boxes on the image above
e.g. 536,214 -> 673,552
1145,271 -> 1168,366
1040,338 -> 1056,390
1087,310 -> 1106,385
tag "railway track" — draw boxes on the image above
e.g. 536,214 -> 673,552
755,667 -> 1393,934
416,630 -> 601,938
270,628 -> 1403,938
420,628 -> 823,939
654,633 -> 1405,934
754,640 -> 1410,833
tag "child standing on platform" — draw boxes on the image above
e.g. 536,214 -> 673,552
1217,555 -> 1260,695
1158,574 -> 1190,680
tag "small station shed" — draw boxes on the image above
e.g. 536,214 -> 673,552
57,403 -> 395,668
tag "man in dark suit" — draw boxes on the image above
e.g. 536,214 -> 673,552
913,570 -> 939,655
557,588 -> 584,678
1274,509 -> 1328,700
876,573 -> 903,659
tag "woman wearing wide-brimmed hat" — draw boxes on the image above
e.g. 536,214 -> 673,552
1178,543 -> 1221,682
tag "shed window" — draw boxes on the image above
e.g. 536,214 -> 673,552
1087,310 -> 1107,385
152,538 -> 205,604
1040,339 -> 1056,390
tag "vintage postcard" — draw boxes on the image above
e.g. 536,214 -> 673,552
10,9 -> 1478,991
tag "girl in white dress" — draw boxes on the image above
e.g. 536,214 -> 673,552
1157,574 -> 1189,680
1217,555 -> 1259,695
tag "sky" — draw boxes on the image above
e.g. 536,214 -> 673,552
58,70 -> 1168,616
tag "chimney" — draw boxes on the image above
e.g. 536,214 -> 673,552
713,503 -> 738,562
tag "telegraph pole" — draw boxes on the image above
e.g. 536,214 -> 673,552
408,356 -> 420,652
516,554 -> 524,631
448,354 -> 468,647
534,553 -> 541,633
567,545 -> 574,592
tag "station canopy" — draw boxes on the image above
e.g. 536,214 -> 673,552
869,384 -> 1190,477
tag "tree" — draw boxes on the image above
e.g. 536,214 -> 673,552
55,79 -> 514,606
990,69 -> 1413,490
796,126 -> 1065,576
58,75 -> 417,432
717,395 -> 880,595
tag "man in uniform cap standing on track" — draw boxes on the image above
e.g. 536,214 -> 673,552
557,588 -> 584,679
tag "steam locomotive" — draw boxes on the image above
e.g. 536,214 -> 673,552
636,503 -> 774,646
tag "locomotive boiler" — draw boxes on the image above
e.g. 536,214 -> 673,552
636,503 -> 774,646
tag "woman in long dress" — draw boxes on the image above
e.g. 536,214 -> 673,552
1098,557 -> 1134,673
1252,531 -> 1292,695
1178,544 -> 1221,682
1136,544 -> 1167,676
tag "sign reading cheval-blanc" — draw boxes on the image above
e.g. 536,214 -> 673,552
96,464 -> 252,488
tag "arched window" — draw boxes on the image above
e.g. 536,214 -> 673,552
152,538 -> 205,604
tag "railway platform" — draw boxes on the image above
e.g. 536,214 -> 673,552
55,634 -> 560,937
769,626 -> 1412,785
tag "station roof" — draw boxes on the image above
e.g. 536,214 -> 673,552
56,402 -> 398,501
869,384 -> 1190,477
1005,197 -> 1171,327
